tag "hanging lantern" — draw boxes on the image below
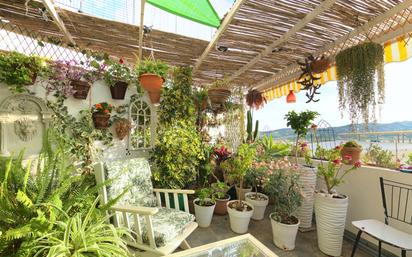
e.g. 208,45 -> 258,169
286,90 -> 296,103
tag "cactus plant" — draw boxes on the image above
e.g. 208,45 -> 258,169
246,110 -> 259,143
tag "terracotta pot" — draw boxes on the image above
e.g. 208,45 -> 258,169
115,118 -> 132,140
110,81 -> 128,100
310,58 -> 330,74
92,112 -> 110,129
71,80 -> 90,99
341,147 -> 362,165
214,194 -> 231,215
139,73 -> 164,104
208,88 -> 231,105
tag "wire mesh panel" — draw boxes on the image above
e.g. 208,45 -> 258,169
308,119 -> 337,152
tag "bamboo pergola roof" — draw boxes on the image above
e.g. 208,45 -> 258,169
1,0 -> 412,91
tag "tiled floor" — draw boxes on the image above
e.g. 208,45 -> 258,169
185,206 -> 372,257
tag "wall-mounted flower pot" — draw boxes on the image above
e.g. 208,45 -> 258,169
245,192 -> 269,221
115,118 -> 132,140
341,147 -> 361,165
214,194 -> 230,215
227,200 -> 254,234
139,73 -> 164,104
296,165 -> 317,229
71,80 -> 91,99
208,88 -> 231,105
315,193 -> 349,257
270,214 -> 300,250
92,113 -> 110,129
194,198 -> 215,228
110,81 -> 128,100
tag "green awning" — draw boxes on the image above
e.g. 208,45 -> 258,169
146,0 -> 221,28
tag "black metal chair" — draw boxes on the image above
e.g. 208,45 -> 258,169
351,177 -> 412,257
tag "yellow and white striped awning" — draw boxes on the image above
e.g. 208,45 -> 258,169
263,36 -> 412,102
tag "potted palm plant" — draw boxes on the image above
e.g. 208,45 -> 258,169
315,146 -> 361,256
341,141 -> 362,165
211,181 -> 230,215
245,161 -> 269,221
0,51 -> 49,93
136,58 -> 169,104
265,159 -> 302,250
104,58 -> 135,100
285,111 -> 319,229
92,102 -> 113,129
225,143 -> 256,234
194,187 -> 216,228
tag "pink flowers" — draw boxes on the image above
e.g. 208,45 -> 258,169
213,146 -> 231,165
335,145 -> 343,151
332,158 -> 341,166
343,155 -> 352,161
354,161 -> 362,168
119,58 -> 124,64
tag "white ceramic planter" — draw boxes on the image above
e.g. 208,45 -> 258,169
227,200 -> 254,234
194,198 -> 216,228
245,192 -> 269,221
235,186 -> 252,201
270,214 -> 300,250
315,193 -> 349,257
296,165 -> 317,228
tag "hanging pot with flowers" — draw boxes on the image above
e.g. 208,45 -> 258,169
104,58 -> 135,100
136,58 -> 169,104
246,89 -> 266,109
92,102 -> 113,129
114,118 -> 132,140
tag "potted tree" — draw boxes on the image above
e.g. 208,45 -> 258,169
245,161 -> 269,221
211,181 -> 230,215
226,143 -> 255,234
285,111 -> 318,229
92,102 -> 113,129
341,141 -> 362,165
136,58 -> 169,104
104,58 -> 135,100
0,51 -> 49,93
193,187 -> 216,228
315,146 -> 361,256
265,160 -> 302,250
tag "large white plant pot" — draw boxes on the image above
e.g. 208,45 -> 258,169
227,200 -> 254,234
194,198 -> 216,228
270,215 -> 300,250
245,192 -> 269,221
235,186 -> 252,201
296,166 -> 317,228
315,193 -> 349,257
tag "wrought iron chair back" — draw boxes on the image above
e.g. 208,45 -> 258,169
380,177 -> 412,225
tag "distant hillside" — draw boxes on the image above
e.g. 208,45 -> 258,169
261,121 -> 412,140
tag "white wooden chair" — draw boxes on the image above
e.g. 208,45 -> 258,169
94,158 -> 198,256
351,177 -> 412,257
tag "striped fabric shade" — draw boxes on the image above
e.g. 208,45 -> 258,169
263,36 -> 412,102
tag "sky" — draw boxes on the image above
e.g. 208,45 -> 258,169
254,57 -> 412,131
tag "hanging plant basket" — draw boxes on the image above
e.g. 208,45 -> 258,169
71,80 -> 91,99
310,57 -> 330,74
139,73 -> 164,104
92,113 -> 110,129
115,118 -> 132,140
246,90 -> 266,109
110,81 -> 128,100
208,88 -> 231,105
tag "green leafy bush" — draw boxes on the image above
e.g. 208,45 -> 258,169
135,58 -> 169,79
362,144 -> 397,169
257,135 -> 291,159
104,58 -> 136,87
0,51 -> 49,93
343,140 -> 361,148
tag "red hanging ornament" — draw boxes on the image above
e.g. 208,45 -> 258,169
286,90 -> 296,103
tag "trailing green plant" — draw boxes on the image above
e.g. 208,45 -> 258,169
151,120 -> 204,189
336,42 -> 385,128
264,165 -> 302,224
104,58 -> 136,87
29,199 -> 131,257
285,110 -> 319,163
135,58 -> 169,79
158,66 -> 196,125
0,51 -> 49,93
362,144 -> 397,169
195,188 -> 215,206
246,110 -> 259,143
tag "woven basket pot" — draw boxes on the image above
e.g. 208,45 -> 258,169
92,113 -> 110,129
139,73 -> 164,104
296,165 -> 317,229
208,88 -> 231,105
341,146 -> 362,165
115,119 -> 131,140
110,81 -> 128,100
315,193 -> 349,257
71,80 -> 90,99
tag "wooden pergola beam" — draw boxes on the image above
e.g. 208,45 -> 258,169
192,0 -> 247,73
254,0 -> 412,92
41,0 -> 75,45
138,0 -> 146,62
226,0 -> 338,84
